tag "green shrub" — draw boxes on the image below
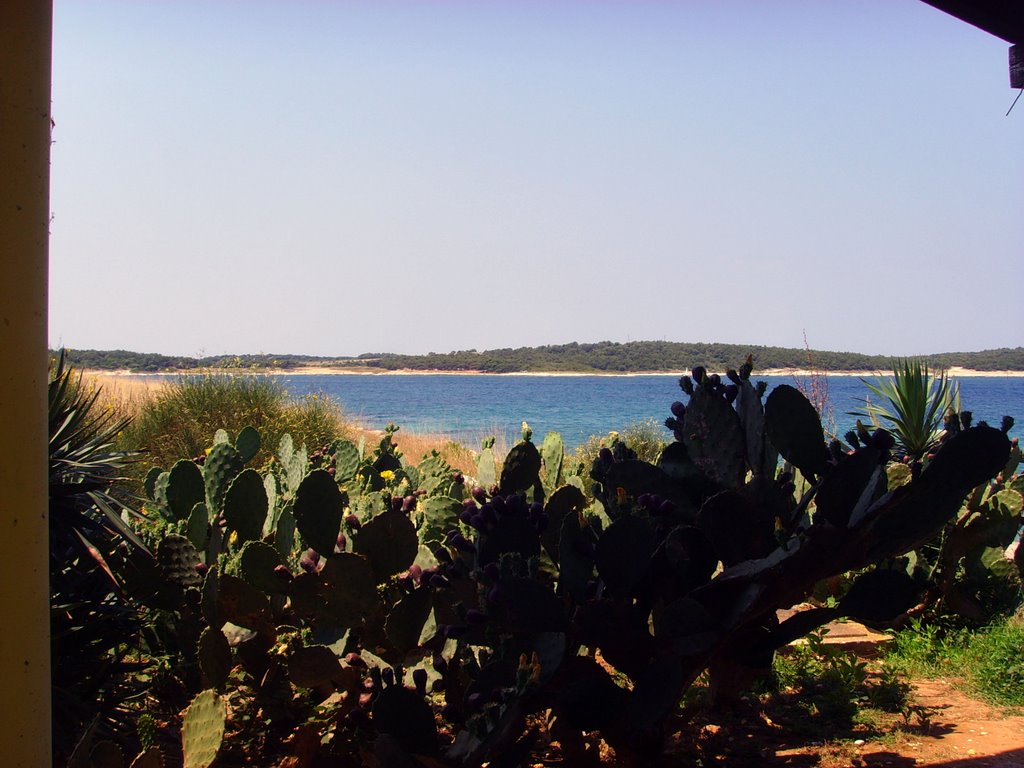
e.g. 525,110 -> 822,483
960,618 -> 1024,707
121,375 -> 351,472
886,616 -> 1024,707
565,417 -> 669,479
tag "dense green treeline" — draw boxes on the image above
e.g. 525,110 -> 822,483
367,341 -> 1024,373
61,342 -> 1024,373
61,349 -> 357,372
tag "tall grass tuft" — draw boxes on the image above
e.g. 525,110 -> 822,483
565,418 -> 669,478
120,375 -> 354,471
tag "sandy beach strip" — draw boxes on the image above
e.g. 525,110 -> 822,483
83,366 -> 1024,379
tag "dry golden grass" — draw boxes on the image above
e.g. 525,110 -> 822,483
82,370 -> 501,479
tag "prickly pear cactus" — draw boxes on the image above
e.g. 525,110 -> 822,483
165,459 -> 206,522
331,438 -> 361,483
541,431 -> 564,490
222,468 -> 268,545
235,424 -> 261,464
204,442 -> 244,514
477,436 -> 497,489
293,469 -> 344,556
181,689 -> 225,768
157,534 -> 203,588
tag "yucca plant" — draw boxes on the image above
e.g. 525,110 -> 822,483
49,350 -> 152,757
851,358 -> 960,466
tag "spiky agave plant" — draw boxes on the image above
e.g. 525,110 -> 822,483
851,358 -> 960,466
49,350 -> 152,756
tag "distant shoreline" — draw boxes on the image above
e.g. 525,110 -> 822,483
85,366 -> 1024,379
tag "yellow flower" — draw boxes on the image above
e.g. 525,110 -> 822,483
229,530 -> 239,547
380,470 -> 395,481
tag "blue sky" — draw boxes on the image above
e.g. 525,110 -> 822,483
49,1 -> 1023,358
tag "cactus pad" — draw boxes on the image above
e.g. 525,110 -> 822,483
181,689 -> 225,768
197,626 -> 232,690
222,468 -> 269,544
235,425 -> 261,464
353,510 -> 419,582
204,442 -> 244,513
166,459 -> 206,522
293,469 -> 344,556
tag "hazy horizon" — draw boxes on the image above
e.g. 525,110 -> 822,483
49,1 -> 1023,358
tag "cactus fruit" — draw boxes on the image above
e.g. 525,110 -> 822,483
182,689 -> 225,768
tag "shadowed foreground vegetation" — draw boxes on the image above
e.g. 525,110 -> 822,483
56,362 -> 1021,768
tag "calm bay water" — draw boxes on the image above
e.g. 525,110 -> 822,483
275,374 -> 1023,450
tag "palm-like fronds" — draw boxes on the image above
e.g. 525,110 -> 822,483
851,358 -> 960,462
49,351 -> 153,756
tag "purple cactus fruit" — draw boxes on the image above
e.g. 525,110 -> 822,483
708,372 -> 721,387
346,706 -> 371,727
460,509 -> 475,527
344,652 -> 366,668
412,668 -> 428,696
336,533 -> 347,552
670,401 -> 686,419
454,538 -> 477,555
391,496 -> 404,513
658,499 -> 676,516
402,495 -> 417,513
453,472 -> 464,484
479,505 -> 497,526
691,366 -> 706,383
472,486 -> 488,504
358,691 -> 374,708
432,653 -> 448,674
273,564 -> 293,582
467,692 -> 485,711
195,561 -> 209,577
408,563 -> 423,583
724,384 -> 739,403
344,514 -> 361,530
326,466 -> 336,477
491,496 -> 507,516
442,622 -> 468,638
429,573 -> 450,589
381,667 -> 395,686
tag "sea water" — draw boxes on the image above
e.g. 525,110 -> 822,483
276,373 -> 1023,450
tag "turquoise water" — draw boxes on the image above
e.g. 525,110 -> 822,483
274,373 -> 1022,450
